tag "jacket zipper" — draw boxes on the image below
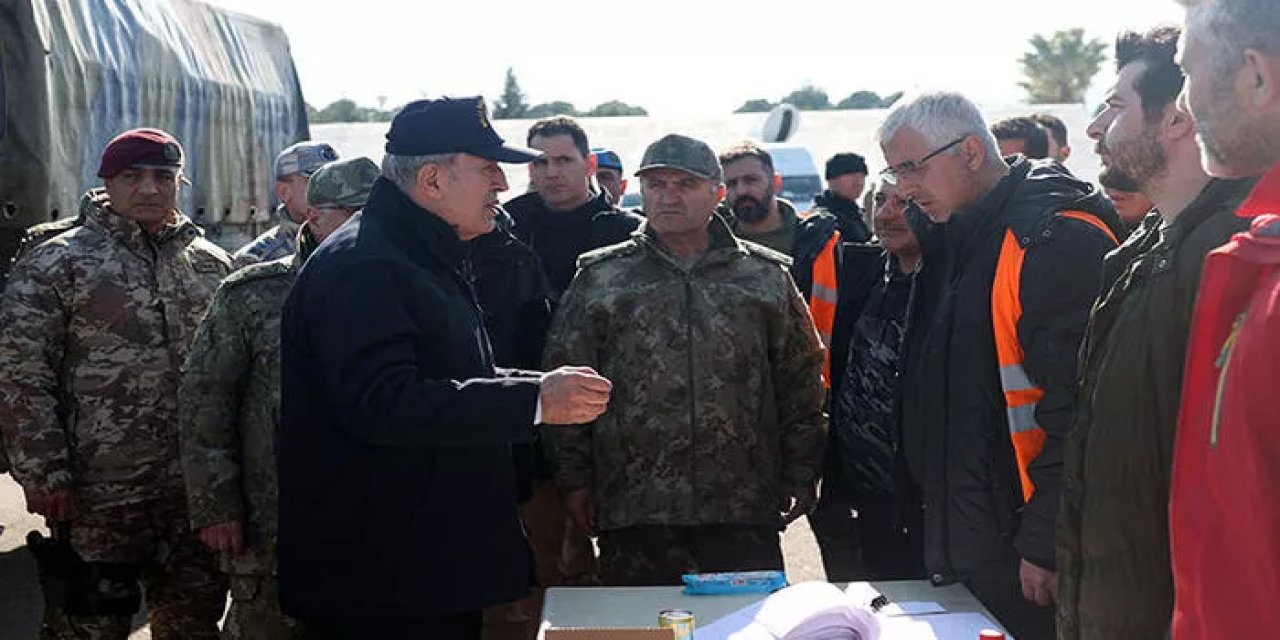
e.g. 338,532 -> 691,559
1210,311 -> 1248,449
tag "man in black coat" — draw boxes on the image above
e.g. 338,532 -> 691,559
277,96 -> 613,639
878,93 -> 1122,640
815,179 -> 926,583
503,116 -> 642,298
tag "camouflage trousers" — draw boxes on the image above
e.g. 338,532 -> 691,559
223,574 -> 305,639
40,498 -> 227,640
596,524 -> 783,586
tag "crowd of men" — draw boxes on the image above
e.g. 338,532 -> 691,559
0,0 -> 1276,638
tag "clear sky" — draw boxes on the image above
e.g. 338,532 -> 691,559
205,0 -> 1186,116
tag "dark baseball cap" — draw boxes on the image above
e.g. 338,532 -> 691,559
385,96 -> 539,163
97,128 -> 184,179
636,134 -> 721,182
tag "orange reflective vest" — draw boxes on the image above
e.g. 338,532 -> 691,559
811,232 -> 841,385
992,212 -> 1118,502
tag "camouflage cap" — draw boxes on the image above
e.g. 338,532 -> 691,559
307,156 -> 380,208
636,134 -> 722,182
275,141 -> 340,179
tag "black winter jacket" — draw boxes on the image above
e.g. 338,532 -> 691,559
505,190 -> 642,297
792,193 -> 872,303
470,223 -> 557,496
900,158 -> 1121,584
277,178 -> 542,619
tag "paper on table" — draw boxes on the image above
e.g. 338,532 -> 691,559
877,612 -> 1012,639
693,601 -> 764,640
692,582 -> 878,640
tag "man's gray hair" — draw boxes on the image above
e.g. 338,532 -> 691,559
380,152 -> 458,193
876,92 -> 1001,162
1180,0 -> 1280,69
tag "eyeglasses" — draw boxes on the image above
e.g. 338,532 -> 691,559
880,136 -> 967,184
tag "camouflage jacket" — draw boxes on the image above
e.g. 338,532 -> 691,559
179,228 -> 316,575
0,189 -> 232,509
231,205 -> 299,269
0,214 -> 85,473
544,215 -> 827,531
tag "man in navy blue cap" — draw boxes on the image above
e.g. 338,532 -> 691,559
592,147 -> 627,203
276,96 -> 613,639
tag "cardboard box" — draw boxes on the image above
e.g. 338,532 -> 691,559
544,628 -> 675,640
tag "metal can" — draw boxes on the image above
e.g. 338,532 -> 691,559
658,609 -> 695,640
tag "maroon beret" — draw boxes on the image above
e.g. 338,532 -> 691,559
97,128 -> 184,179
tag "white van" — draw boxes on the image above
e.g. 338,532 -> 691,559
762,143 -> 823,212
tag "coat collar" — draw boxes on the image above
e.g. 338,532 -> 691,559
80,188 -> 200,256
635,212 -> 748,272
363,177 -> 469,271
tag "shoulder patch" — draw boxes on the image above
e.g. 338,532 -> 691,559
740,240 -> 794,268
577,239 -> 642,269
222,258 -> 293,288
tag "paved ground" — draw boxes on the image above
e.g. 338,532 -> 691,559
0,473 -> 826,638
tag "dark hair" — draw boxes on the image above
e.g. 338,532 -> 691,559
1031,114 -> 1068,148
991,117 -> 1050,159
527,117 -> 590,158
718,141 -> 775,175
1115,27 -> 1185,123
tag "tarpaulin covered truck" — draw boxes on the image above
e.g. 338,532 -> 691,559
0,0 -> 310,276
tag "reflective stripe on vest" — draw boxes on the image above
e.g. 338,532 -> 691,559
811,232 -> 841,386
992,211 -> 1118,502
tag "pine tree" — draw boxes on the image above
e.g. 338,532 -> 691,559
493,68 -> 528,119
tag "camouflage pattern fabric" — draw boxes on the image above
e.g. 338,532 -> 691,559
306,157 -> 378,208
636,134 -> 723,181
180,229 -> 318,576
40,499 -> 227,640
596,524 -> 784,586
0,188 -> 231,506
223,575 -> 305,639
0,189 -> 231,639
232,206 -> 299,268
0,213 -> 84,474
543,214 -> 826,532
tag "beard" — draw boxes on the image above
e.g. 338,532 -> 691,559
732,188 -> 775,224
1106,124 -> 1167,187
1099,165 -> 1142,193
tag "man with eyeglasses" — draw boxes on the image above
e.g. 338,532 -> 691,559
877,93 -> 1123,640
814,179 -> 926,583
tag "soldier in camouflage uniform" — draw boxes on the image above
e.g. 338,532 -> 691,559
0,128 -> 231,639
0,213 -> 86,474
179,157 -> 378,640
543,134 -> 828,585
231,141 -> 339,268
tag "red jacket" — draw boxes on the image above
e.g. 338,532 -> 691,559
1170,162 -> 1280,639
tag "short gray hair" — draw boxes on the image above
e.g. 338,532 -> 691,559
1181,0 -> 1280,71
876,92 -> 1001,162
380,152 -> 458,193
